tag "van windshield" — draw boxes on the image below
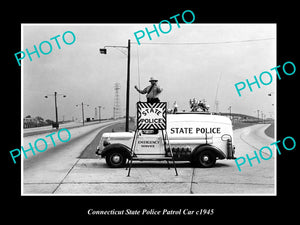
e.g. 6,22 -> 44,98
142,130 -> 159,135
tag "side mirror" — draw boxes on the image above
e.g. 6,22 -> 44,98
221,134 -> 232,141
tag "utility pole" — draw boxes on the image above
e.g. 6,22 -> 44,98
125,39 -> 131,132
95,107 -> 97,121
114,83 -> 121,119
45,91 -> 66,129
54,92 -> 58,126
97,106 -> 102,122
100,39 -> 131,132
81,103 -> 84,126
76,102 -> 89,126
214,73 -> 222,114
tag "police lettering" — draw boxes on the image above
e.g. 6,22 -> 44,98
139,118 -> 163,124
170,127 -> 221,134
196,127 -> 220,134
141,108 -> 162,116
171,127 -> 193,134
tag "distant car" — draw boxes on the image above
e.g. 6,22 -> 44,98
52,122 -> 59,129
96,113 -> 235,168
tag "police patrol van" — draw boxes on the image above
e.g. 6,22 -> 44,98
96,112 -> 235,168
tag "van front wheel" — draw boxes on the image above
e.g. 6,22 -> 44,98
192,149 -> 216,168
105,150 -> 127,168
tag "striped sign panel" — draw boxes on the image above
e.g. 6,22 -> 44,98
137,102 -> 167,130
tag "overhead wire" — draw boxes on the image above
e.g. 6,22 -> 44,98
136,45 -> 141,102
130,37 -> 275,45
132,37 -> 275,103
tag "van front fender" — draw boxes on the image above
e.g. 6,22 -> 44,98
100,143 -> 132,159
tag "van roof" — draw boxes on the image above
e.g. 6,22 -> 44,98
167,113 -> 231,124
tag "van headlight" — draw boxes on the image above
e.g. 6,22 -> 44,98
102,137 -> 111,147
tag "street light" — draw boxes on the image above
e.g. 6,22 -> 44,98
268,92 -> 275,106
45,91 -> 66,129
99,48 -> 107,54
97,106 -> 105,122
261,111 -> 265,124
100,39 -> 131,132
76,102 -> 89,126
228,106 -> 232,121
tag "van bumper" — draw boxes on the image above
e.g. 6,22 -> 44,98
95,145 -> 104,157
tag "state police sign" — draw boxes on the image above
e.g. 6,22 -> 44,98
137,102 -> 167,130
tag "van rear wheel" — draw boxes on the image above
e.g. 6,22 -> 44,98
105,150 -> 127,168
192,149 -> 216,168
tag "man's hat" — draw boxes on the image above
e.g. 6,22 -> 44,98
149,77 -> 158,82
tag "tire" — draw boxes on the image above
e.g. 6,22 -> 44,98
192,149 -> 216,168
105,150 -> 127,168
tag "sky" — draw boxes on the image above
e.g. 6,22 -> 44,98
22,23 -> 276,122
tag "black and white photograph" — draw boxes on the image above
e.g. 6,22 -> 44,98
21,23 -> 277,195
4,5 -> 298,222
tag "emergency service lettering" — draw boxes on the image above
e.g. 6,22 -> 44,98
170,127 -> 221,134
138,140 -> 160,144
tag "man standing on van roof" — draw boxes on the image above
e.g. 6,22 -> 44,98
134,77 -> 163,103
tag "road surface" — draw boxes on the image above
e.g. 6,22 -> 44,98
22,123 -> 275,195
23,120 -> 114,137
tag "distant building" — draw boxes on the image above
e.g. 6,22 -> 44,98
23,117 -> 38,128
23,116 -> 49,128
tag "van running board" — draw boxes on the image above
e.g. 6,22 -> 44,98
130,157 -> 174,161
